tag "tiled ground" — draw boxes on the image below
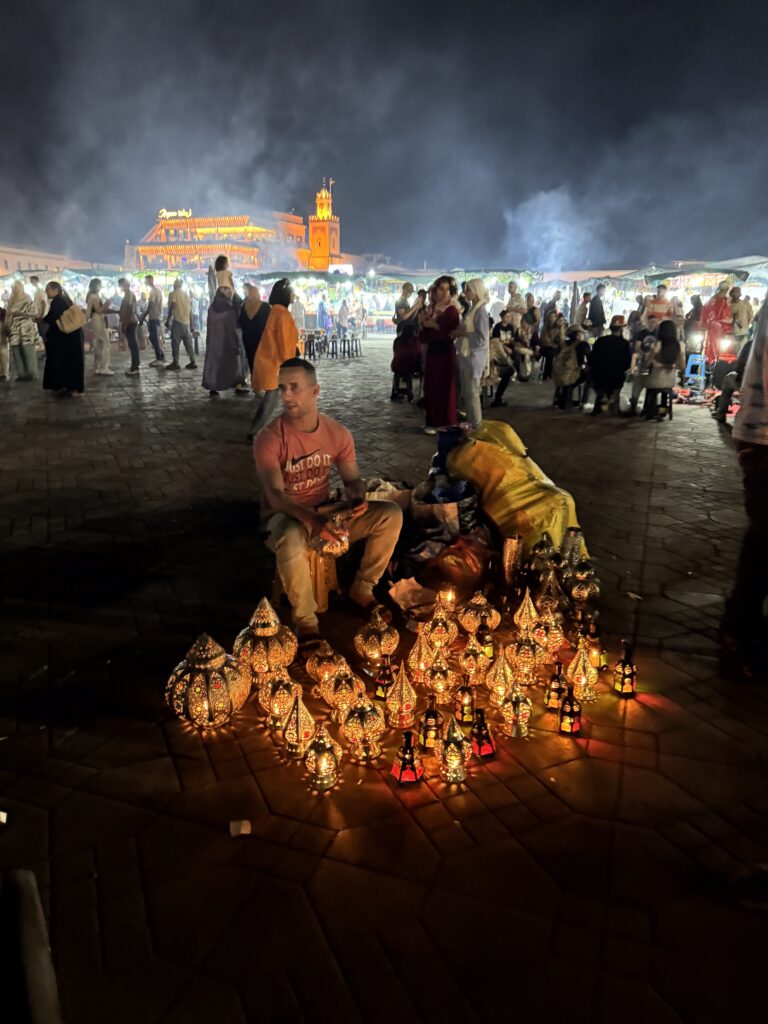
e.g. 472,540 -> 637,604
0,336 -> 766,1023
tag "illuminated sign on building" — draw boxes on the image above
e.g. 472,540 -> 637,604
158,208 -> 192,220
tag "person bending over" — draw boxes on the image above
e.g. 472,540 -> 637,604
253,358 -> 403,645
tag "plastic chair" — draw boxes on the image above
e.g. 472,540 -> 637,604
684,353 -> 706,389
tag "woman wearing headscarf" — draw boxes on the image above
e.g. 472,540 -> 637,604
420,275 -> 461,435
86,278 -> 114,376
454,277 -> 490,430
5,281 -> 40,381
643,319 -> 685,418
42,282 -> 85,395
202,286 -> 247,397
239,283 -> 271,376
248,278 -> 300,439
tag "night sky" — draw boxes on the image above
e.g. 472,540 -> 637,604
2,0 -> 767,270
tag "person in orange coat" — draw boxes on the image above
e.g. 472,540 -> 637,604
248,278 -> 301,440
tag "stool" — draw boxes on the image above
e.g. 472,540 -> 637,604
339,333 -> 351,358
271,546 -> 340,614
304,332 -> 316,360
350,334 -> 362,357
327,334 -> 338,358
684,352 -> 706,389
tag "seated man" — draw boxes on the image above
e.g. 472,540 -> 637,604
253,357 -> 403,644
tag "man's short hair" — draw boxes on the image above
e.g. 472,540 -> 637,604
144,274 -> 154,283
280,357 -> 317,384
30,275 -> 39,284
214,254 -> 228,271
583,292 -> 592,300
118,277 -> 128,288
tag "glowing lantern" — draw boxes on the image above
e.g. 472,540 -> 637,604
342,692 -> 386,762
475,610 -> 496,660
513,588 -> 540,635
543,662 -> 566,710
305,641 -> 344,686
233,598 -> 296,685
566,638 -> 599,702
266,675 -> 296,730
613,640 -> 638,698
499,681 -> 533,738
453,680 -> 476,726
282,687 -> 316,757
257,665 -> 290,715
513,635 -> 538,681
165,634 -> 250,729
560,526 -> 585,566
540,605 -> 566,655
373,654 -> 396,701
458,591 -> 501,635
535,568 -> 570,615
458,633 -> 491,683
323,661 -> 365,723
531,534 -> 555,574
354,608 -> 399,671
586,620 -> 606,670
390,730 -> 424,785
571,561 -> 600,604
558,685 -> 582,735
417,694 -> 443,752
435,715 -> 473,784
304,723 -> 342,791
501,535 -> 524,588
425,647 -> 458,705
386,662 -> 418,729
485,645 -> 516,707
470,708 -> 496,760
407,626 -> 435,685
425,594 -> 459,651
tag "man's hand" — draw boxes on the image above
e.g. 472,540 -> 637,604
346,498 -> 368,520
311,514 -> 345,545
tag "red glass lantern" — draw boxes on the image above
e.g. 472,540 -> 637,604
470,708 -> 496,760
613,640 -> 638,698
453,680 -> 476,726
558,685 -> 582,735
373,654 -> 395,701
390,731 -> 424,785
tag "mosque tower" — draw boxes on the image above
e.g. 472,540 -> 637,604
308,178 -> 341,270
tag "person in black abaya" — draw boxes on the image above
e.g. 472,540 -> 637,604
42,282 -> 85,396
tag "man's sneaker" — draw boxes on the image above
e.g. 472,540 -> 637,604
96,369 -> 115,376
125,367 -> 140,376
149,359 -> 164,367
165,362 -> 180,370
185,362 -> 198,370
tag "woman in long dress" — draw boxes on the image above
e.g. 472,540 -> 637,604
454,277 -> 490,429
42,282 -> 85,396
5,281 -> 40,381
421,275 -> 461,435
202,286 -> 246,397
85,278 -> 114,376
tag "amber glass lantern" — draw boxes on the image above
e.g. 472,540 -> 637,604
558,685 -> 582,735
425,594 -> 459,651
435,715 -> 473,784
613,640 -> 638,698
373,654 -> 396,701
322,661 -> 365,723
458,633 -> 491,684
386,662 -> 418,729
258,665 -> 290,716
540,605 -> 566,656
470,708 -> 496,760
266,674 -> 296,730
233,597 -> 296,685
306,641 -> 344,686
425,648 -> 458,705
499,681 -> 533,738
543,662 -> 566,710
390,730 -> 424,785
304,723 -> 343,791
566,637 -> 599,702
343,692 -> 386,762
417,694 -> 444,752
485,644 -> 516,707
458,591 -> 501,635
586,620 -> 606,670
407,625 -> 435,686
282,687 -> 316,758
512,635 -> 538,682
571,561 -> 600,604
536,568 -> 570,616
453,680 -> 476,726
354,608 -> 399,673
513,587 -> 541,635
166,634 -> 250,729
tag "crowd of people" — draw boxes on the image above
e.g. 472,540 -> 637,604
389,277 -> 764,429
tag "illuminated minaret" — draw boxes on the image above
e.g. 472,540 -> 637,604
308,178 -> 341,270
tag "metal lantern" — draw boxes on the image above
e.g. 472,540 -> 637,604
233,598 -> 296,687
613,640 -> 638,698
354,608 -> 399,669
244,596 -> 280,637
535,568 -> 570,615
513,588 -> 540,635
458,591 -> 501,635
407,625 -> 435,685
540,605 -> 567,656
551,551 -> 575,592
560,526 -> 585,566
282,687 -> 316,757
425,600 -> 459,651
566,638 -> 599,702
502,535 -> 524,588
453,680 -> 476,726
458,633 -> 491,684
386,662 -> 418,729
390,731 -> 424,785
343,692 -> 386,762
306,641 -> 345,686
276,624 -> 298,665
499,681 -> 533,738
531,534 -> 555,573
165,633 -> 250,729
435,715 -> 473,784
475,611 -> 496,661
513,635 -> 538,681
373,654 -> 396,701
586,620 -> 607,670
471,708 -> 496,760
304,723 -> 343,791
322,661 -> 365,723
558,685 -> 582,736
257,665 -> 291,715
571,561 -> 601,604
485,645 -> 516,707
417,694 -> 444,752
266,674 -> 296,730
425,648 -> 458,705
543,662 -> 566,710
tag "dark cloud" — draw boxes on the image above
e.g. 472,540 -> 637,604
2,0 -> 767,269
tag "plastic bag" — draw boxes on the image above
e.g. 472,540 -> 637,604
431,533 -> 491,589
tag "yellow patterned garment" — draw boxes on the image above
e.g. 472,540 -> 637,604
446,421 -> 586,556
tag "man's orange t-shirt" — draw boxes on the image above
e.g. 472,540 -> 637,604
253,413 -> 356,511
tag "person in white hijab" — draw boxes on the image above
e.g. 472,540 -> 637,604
5,281 -> 39,381
453,277 -> 490,429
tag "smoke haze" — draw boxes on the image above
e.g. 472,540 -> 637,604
1,0 -> 766,270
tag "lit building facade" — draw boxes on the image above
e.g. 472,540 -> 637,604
126,182 -> 356,273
